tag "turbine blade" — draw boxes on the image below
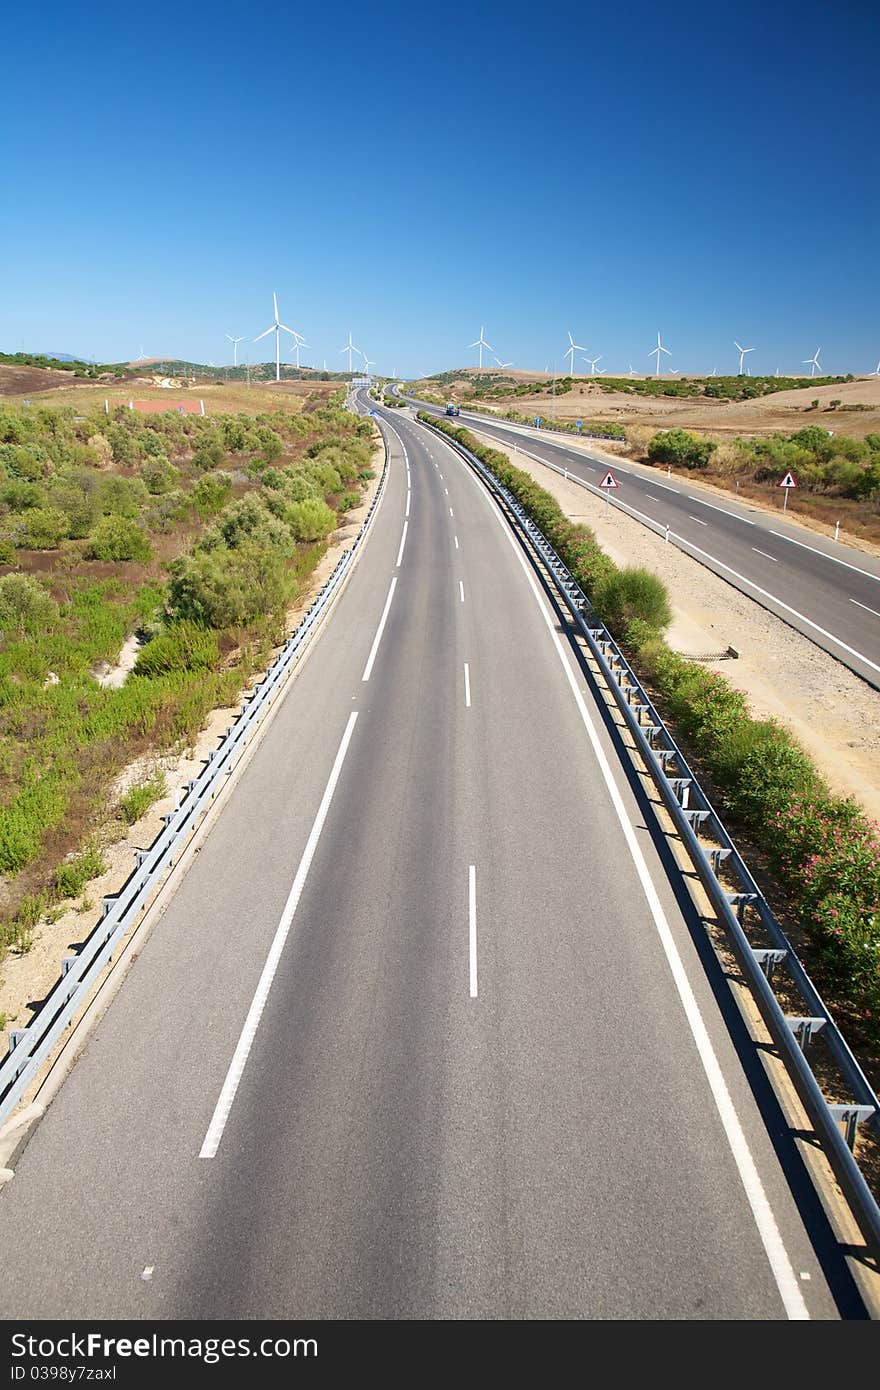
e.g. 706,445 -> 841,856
273,292 -> 279,321
253,326 -> 274,341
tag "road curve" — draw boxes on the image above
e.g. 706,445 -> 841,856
412,398 -> 880,689
0,400 -> 858,1318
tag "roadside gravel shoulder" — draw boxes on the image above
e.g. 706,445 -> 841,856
470,425 -> 880,823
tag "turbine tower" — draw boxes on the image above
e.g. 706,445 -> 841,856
803,348 -> 823,377
339,331 -> 361,374
469,325 -> 493,370
225,333 -> 245,367
735,340 -> 755,375
564,331 -> 586,376
585,355 -> 603,376
288,334 -> 310,369
650,331 -> 671,377
254,292 -> 301,382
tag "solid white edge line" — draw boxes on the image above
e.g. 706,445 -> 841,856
469,864 -> 478,998
463,661 -> 471,708
395,520 -> 408,569
361,577 -> 398,682
769,529 -> 880,583
679,537 -> 880,675
199,711 -> 360,1159
457,455 -> 809,1319
851,597 -> 880,619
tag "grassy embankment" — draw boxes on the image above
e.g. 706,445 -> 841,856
0,394 -> 376,953
423,413 -> 880,1068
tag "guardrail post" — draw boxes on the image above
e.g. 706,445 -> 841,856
752,948 -> 788,983
828,1104 -> 876,1152
786,1016 -> 827,1050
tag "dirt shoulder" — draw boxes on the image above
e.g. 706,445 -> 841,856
0,426 -> 385,1051
467,424 -> 880,823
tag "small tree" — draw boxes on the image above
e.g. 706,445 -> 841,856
647,429 -> 716,470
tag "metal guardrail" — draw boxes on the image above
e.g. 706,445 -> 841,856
422,417 -> 880,1256
0,423 -> 390,1128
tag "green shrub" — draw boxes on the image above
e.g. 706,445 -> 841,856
647,429 -> 717,470
133,621 -> 220,677
285,497 -> 337,541
119,772 -> 167,826
54,841 -> 107,899
167,540 -> 295,630
592,567 -> 672,639
87,515 -> 152,563
192,472 -> 233,517
140,457 -> 179,495
13,506 -> 68,549
0,573 -> 59,636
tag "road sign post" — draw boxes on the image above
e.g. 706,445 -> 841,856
779,470 -> 798,513
599,469 -> 619,509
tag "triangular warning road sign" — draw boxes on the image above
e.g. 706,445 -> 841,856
599,470 -> 619,489
779,470 -> 798,488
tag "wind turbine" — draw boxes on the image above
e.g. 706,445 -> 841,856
668,367 -> 679,376
585,354 -> 603,375
564,331 -> 586,376
288,334 -> 310,369
629,363 -> 637,377
225,333 -> 245,367
873,359 -> 880,376
339,331 -> 361,374
493,355 -> 513,368
362,353 -> 376,376
254,292 -> 301,382
650,331 -> 671,376
469,325 -> 493,369
802,348 -> 823,377
734,340 -> 755,375
136,346 -> 147,363
709,366 -> 718,377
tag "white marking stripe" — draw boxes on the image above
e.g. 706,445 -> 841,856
361,577 -> 398,681
752,547 -> 778,563
688,495 -> 756,525
689,516 -> 708,526
454,535 -> 459,549
405,490 -> 410,518
449,507 -> 454,517
469,864 -> 478,998
199,712 -> 360,1159
459,581 -> 465,603
463,662 -> 471,707
681,538 -> 880,676
395,520 -> 408,568
769,529 -> 880,582
851,597 -> 880,619
477,479 -> 809,1319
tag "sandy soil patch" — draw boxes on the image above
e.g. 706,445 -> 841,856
469,426 -> 880,822
0,427 -> 385,1048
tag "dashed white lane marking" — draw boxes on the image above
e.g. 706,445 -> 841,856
463,662 -> 471,708
405,490 -> 410,518
468,864 -> 478,998
395,520 -> 408,568
769,529 -> 880,582
445,487 -> 449,495
459,581 -> 465,603
199,712 -> 360,1159
361,577 -> 398,681
141,1267 -> 154,1282
454,535 -> 459,549
449,507 -> 454,518
851,597 -> 880,618
689,515 -> 708,526
476,477 -> 809,1320
752,547 -> 778,563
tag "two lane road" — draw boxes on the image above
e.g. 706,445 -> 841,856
0,406 -> 848,1317
414,398 -> 880,688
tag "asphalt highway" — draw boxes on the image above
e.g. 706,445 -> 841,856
413,398 -> 880,688
0,399 -> 856,1318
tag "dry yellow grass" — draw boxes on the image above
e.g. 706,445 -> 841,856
1,374 -> 339,417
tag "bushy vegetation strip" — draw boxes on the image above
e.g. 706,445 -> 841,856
0,397 -> 377,952
421,413 -> 880,1041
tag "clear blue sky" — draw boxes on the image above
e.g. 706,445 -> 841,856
2,0 -> 878,376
